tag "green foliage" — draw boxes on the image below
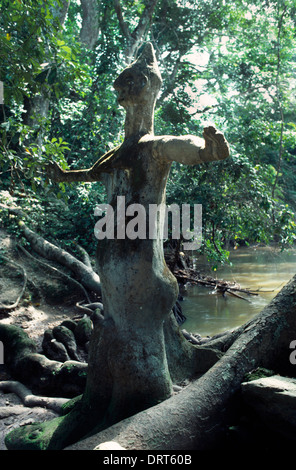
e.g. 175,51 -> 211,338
0,0 -> 295,266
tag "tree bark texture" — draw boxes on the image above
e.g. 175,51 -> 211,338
79,0 -> 100,50
65,274 -> 296,450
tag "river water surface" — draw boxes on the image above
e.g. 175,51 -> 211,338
181,246 -> 296,337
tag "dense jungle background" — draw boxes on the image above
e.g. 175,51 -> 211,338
0,0 -> 295,265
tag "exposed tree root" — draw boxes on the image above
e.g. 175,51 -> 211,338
0,405 -> 33,419
0,255 -> 27,312
18,221 -> 101,296
0,381 -> 69,413
0,324 -> 87,397
0,204 -> 101,302
75,243 -> 93,269
64,274 -> 296,451
16,243 -> 91,304
75,300 -> 104,316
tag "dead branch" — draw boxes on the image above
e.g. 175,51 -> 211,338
173,267 -> 259,299
226,288 -> 251,302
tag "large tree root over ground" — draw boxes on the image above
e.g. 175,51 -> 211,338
3,274 -> 296,450
0,324 -> 87,398
18,221 -> 101,297
0,381 -> 69,413
64,274 -> 296,450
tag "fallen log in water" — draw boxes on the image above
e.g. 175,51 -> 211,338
173,267 -> 259,301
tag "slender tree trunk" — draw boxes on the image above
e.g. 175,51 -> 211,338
23,0 -> 70,143
79,0 -> 100,50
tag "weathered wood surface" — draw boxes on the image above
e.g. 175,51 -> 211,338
65,275 -> 296,450
242,375 -> 296,440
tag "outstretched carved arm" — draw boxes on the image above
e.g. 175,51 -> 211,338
46,146 -> 121,183
46,161 -> 96,183
152,126 -> 229,165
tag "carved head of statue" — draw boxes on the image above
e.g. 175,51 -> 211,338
113,42 -> 162,108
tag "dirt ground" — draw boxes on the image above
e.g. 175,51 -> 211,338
0,372 -> 59,451
0,305 -> 79,451
0,229 -> 90,450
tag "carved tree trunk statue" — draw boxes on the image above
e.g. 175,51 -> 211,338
5,43 -> 229,450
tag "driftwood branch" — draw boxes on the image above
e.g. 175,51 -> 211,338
173,267 -> 259,300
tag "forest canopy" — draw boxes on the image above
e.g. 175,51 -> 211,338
1,0 -> 296,267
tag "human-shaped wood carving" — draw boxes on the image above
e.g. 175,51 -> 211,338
7,43 -> 229,450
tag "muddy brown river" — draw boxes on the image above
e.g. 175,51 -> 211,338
181,245 -> 296,336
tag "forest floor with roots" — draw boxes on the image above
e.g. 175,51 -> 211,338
0,228 -> 91,450
1,226 -> 289,451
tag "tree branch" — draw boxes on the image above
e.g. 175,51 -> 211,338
113,0 -> 159,63
132,0 -> 159,42
158,51 -> 182,104
113,0 -> 131,40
